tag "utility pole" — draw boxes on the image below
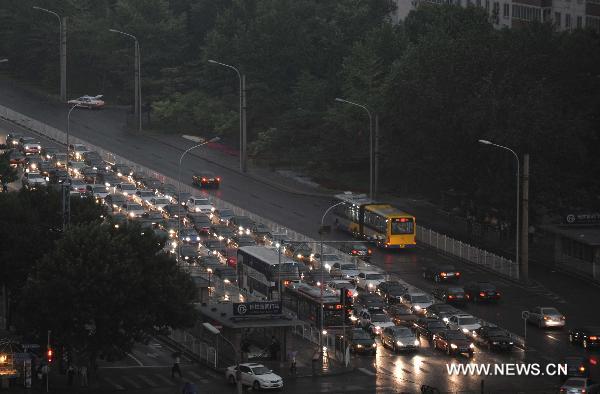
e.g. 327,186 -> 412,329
60,17 -> 67,102
241,74 -> 247,173
374,114 -> 379,200
520,154 -> 530,281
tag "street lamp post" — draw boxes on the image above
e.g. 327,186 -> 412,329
109,29 -> 141,132
203,323 -> 242,394
318,201 -> 345,352
177,137 -> 220,256
63,103 -> 79,229
33,6 -> 66,102
335,98 -> 375,199
208,60 -> 247,173
478,139 -> 520,274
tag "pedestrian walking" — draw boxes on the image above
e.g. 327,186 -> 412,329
172,355 -> 182,378
311,348 -> 320,376
67,364 -> 75,386
80,365 -> 88,387
270,336 -> 280,360
288,350 -> 297,376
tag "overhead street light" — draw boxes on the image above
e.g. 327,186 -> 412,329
478,139 -> 520,273
109,29 -> 141,132
33,6 -> 67,101
208,59 -> 247,173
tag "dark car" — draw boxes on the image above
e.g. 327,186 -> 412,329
356,292 -> 386,311
422,264 -> 461,282
158,183 -> 177,200
213,208 -> 235,225
340,243 -> 372,260
385,304 -> 418,326
163,204 -> 186,218
285,242 -> 315,263
41,146 -> 59,160
105,194 -> 128,211
229,216 -> 256,234
144,178 -> 163,192
413,318 -> 448,340
179,228 -> 201,244
348,328 -> 377,355
47,168 -> 68,184
142,210 -> 164,224
231,235 -> 257,248
214,266 -> 237,284
250,223 -> 272,243
425,304 -> 460,323
197,255 -> 222,271
100,173 -> 121,188
111,164 -> 133,178
192,171 -> 220,188
433,330 -> 474,357
474,326 -> 514,351
203,239 -> 227,257
179,245 -> 200,262
560,356 -> 591,381
432,286 -> 466,304
464,282 -> 501,302
5,133 -> 24,146
569,327 -> 600,349
210,224 -> 235,242
304,267 -> 331,288
377,281 -> 408,304
186,213 -> 212,234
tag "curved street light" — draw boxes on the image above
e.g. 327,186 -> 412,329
33,6 -> 66,101
109,29 -> 141,132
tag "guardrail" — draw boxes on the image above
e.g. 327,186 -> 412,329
169,329 -> 217,368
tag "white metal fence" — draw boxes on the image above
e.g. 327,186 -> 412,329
169,329 -> 217,368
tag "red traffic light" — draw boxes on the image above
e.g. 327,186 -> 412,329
47,349 -> 53,362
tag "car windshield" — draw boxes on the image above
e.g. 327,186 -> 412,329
428,321 -> 447,328
341,264 -> 357,270
366,274 -> 384,280
154,198 -> 170,204
479,283 -> 496,291
564,379 -> 585,388
391,217 -> 414,234
139,191 -> 154,197
121,184 -> 136,190
447,331 -> 467,340
411,295 -> 430,303
128,204 -> 143,210
448,287 -> 464,293
394,329 -> 413,337
93,186 -> 107,192
458,317 -> 478,325
542,308 -> 560,315
353,331 -> 371,340
371,314 -> 390,323
251,366 -> 271,375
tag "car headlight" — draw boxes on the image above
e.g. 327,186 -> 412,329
196,236 -> 200,241
371,343 -> 377,348
195,207 -> 200,212
211,207 -> 215,212
509,342 -> 514,345
413,305 -> 422,311
462,328 -> 469,333
239,226 -> 243,231
184,256 -> 189,260
374,326 -> 381,332
442,317 -> 449,323
185,237 -> 191,241
356,344 -> 362,348
450,344 -> 458,349
396,341 -> 403,346
414,339 -> 420,346
472,331 -> 477,337
469,343 -> 475,349
129,212 -> 135,217
297,254 -> 302,259
492,341 -> 499,345
245,229 -> 250,235
368,283 -> 374,288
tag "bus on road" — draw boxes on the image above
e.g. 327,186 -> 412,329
283,283 -> 351,329
333,192 -> 416,249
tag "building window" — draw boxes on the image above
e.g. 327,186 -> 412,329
565,13 -> 571,29
476,0 -> 481,6
485,0 -> 490,10
587,16 -> 600,32
555,12 -> 561,27
503,3 -> 510,17
512,4 -> 541,21
576,16 -> 582,28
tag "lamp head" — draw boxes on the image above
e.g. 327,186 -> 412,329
478,139 -> 492,145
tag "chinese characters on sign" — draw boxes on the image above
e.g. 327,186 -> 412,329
233,302 -> 282,316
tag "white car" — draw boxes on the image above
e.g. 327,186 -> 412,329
559,377 -> 600,394
22,172 -> 47,189
326,280 -> 358,297
114,183 -> 137,197
330,262 -> 360,280
367,313 -> 395,336
400,292 -> 434,314
68,95 -> 105,109
318,253 -> 343,271
527,306 -> 566,328
447,313 -> 482,336
148,196 -> 171,211
187,197 -> 215,214
86,184 -> 109,200
22,142 -> 42,155
69,144 -> 89,160
133,190 -> 155,205
225,363 -> 283,391
120,202 -> 145,218
356,271 -> 386,292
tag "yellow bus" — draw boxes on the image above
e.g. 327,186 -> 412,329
333,192 -> 416,249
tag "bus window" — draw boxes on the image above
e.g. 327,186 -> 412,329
391,218 -> 414,234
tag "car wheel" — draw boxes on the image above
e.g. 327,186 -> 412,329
434,275 -> 440,283
228,375 -> 236,385
446,346 -> 451,356
583,339 -> 588,349
253,381 -> 261,391
569,334 -> 574,343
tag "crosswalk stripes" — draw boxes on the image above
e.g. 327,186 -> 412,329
153,373 -> 177,386
99,370 -> 212,391
136,373 -> 160,387
120,376 -> 142,389
103,376 -> 125,390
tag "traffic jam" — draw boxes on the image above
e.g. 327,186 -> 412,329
2,129 -> 600,393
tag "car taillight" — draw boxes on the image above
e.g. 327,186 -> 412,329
440,272 -> 447,277
479,292 -> 485,297
352,250 -> 357,254
202,177 -> 207,182
589,336 -> 598,340
456,272 -> 461,276
367,249 -> 372,254
216,177 -> 221,181
448,295 -> 454,299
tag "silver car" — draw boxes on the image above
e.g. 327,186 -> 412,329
381,326 -> 419,352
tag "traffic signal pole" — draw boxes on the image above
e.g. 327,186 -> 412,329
47,330 -> 51,392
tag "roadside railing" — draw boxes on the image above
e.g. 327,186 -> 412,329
169,329 -> 217,368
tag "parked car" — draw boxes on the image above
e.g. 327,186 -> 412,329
422,264 -> 461,282
464,282 -> 501,302
433,330 -> 474,358
381,326 -> 419,353
225,363 -> 283,391
569,326 -> 600,349
526,306 -> 566,328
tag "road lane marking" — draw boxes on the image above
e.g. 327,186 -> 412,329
154,374 -> 176,386
100,365 -> 171,369
546,335 -> 559,341
103,377 -> 125,390
358,367 -> 376,376
120,376 -> 142,389
136,374 -> 159,387
126,352 -> 144,366
187,371 -> 204,380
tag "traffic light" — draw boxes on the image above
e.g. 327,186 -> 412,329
340,288 -> 353,306
46,348 -> 53,363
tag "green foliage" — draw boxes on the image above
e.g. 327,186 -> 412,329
17,221 -> 197,362
0,151 -> 18,184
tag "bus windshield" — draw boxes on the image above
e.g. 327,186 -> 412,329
391,218 -> 414,235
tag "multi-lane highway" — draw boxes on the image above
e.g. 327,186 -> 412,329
1,79 -> 599,393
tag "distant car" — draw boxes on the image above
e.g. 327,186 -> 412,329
464,282 -> 501,302
114,182 -> 137,197
329,262 -> 360,280
148,196 -> 171,211
559,377 -> 599,394
192,171 -> 220,188
381,326 -> 419,352
86,184 -> 109,200
527,306 -> 566,328
158,183 -> 177,200
339,243 -> 372,260
432,286 -> 466,304
179,228 -> 201,245
317,254 -> 343,271
41,146 -> 59,160
68,95 -> 105,109
69,179 -> 87,194
356,271 -> 386,292
22,141 -> 42,155
285,242 -> 315,264
230,235 -> 257,248
425,304 -> 460,323
377,281 -> 408,304
5,132 -> 24,146
433,330 -> 474,358
400,291 -> 433,314
203,239 -> 227,255
141,211 -> 164,224
355,292 -> 386,312
120,202 -> 144,218
179,245 -> 200,262
561,356 -> 591,380
249,223 -> 272,243
348,328 -> 377,355
385,304 -> 418,326
365,312 -> 395,336
229,216 -> 255,235
413,318 -> 448,340
187,197 -> 214,214
474,325 -> 514,351
225,363 -> 283,391
111,164 -> 133,178
133,190 -> 155,206
187,213 -> 212,234
214,266 -> 237,284
212,208 -> 235,225
210,224 -> 235,242
163,204 -> 186,218
105,194 -> 127,211
326,280 -> 358,297
8,150 -> 26,166
447,313 -> 481,336
22,172 -> 47,189
422,264 -> 461,282
569,327 -> 600,349
69,144 -> 89,160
